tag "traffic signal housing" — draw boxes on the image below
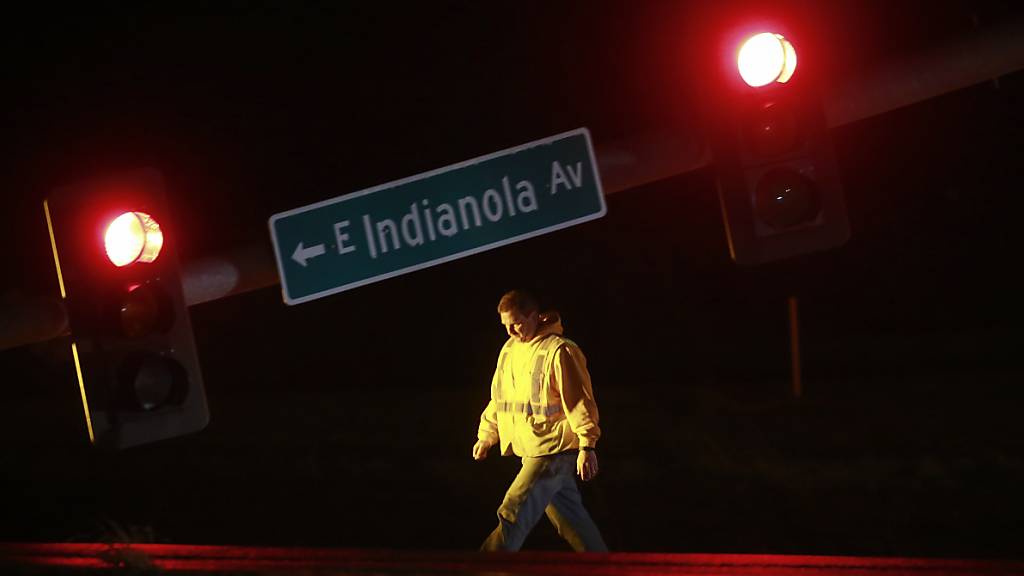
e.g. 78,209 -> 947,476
709,29 -> 849,265
44,168 -> 208,449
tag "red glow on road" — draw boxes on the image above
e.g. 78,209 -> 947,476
2,543 -> 1022,575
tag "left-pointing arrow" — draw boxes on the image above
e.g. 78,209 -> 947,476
292,242 -> 326,267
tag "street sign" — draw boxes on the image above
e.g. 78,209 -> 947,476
268,128 -> 606,305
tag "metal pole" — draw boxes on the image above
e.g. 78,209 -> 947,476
3,16 -> 1024,351
0,292 -> 69,351
823,14 -> 1024,128
788,296 -> 802,399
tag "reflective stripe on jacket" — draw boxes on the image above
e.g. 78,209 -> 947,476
477,313 -> 601,457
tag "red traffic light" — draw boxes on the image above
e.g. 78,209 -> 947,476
104,211 -> 164,267
45,168 -> 209,449
737,32 -> 797,87
709,23 -> 849,265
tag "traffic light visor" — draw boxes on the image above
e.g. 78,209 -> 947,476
105,211 -> 164,267
737,32 -> 797,87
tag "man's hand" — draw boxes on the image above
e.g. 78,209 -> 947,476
473,439 -> 494,460
577,450 -> 598,481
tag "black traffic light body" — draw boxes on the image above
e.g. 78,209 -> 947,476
709,31 -> 849,265
44,168 -> 208,449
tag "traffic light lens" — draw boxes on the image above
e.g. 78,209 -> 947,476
737,32 -> 797,87
134,357 -> 177,411
747,99 -> 801,157
755,169 -> 821,230
105,211 -> 164,267
119,354 -> 188,411
120,283 -> 174,338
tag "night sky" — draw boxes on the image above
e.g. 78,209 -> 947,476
2,0 -> 1024,557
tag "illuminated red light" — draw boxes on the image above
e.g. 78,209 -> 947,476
737,32 -> 797,87
104,211 -> 164,267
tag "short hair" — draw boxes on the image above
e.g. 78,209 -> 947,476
497,289 -> 539,315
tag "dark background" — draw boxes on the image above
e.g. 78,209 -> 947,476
2,0 -> 1023,557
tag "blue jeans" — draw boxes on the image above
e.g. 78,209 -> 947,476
480,451 -> 608,552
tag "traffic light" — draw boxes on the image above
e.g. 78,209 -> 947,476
709,28 -> 849,265
44,168 -> 208,449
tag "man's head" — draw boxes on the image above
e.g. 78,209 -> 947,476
497,290 -> 540,342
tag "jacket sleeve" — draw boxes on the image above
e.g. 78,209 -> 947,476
478,399 -> 499,444
553,343 -> 601,449
477,349 -> 505,445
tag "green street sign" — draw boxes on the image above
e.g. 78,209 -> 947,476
268,128 -> 606,305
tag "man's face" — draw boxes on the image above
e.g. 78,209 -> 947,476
500,309 -> 539,342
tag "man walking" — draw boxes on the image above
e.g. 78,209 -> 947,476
473,289 -> 607,552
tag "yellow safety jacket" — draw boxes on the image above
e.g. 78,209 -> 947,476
477,313 -> 601,457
